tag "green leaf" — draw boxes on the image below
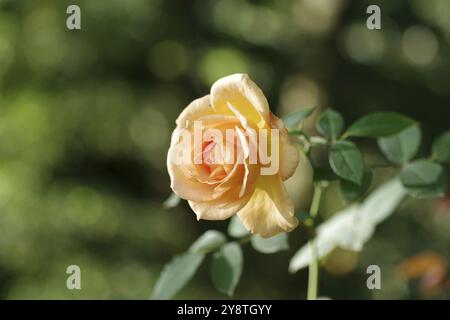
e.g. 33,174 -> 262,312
210,242 -> 243,296
340,169 -> 373,201
227,216 -> 249,238
432,130 -> 450,163
377,125 -> 421,165
251,233 -> 289,254
152,230 -> 227,299
283,107 -> 316,130
152,252 -> 204,299
344,112 -> 416,138
400,159 -> 447,198
316,109 -> 344,140
329,141 -> 364,185
189,230 -> 227,254
163,192 -> 181,209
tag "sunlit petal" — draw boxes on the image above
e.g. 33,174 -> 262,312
211,73 -> 270,128
237,175 -> 298,238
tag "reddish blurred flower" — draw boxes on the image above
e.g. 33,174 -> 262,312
397,251 -> 448,298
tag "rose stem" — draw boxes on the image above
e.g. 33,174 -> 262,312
307,183 -> 324,300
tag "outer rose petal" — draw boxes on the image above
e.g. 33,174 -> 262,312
271,116 -> 300,181
210,74 -> 270,128
280,143 -> 300,181
237,175 -> 298,238
188,192 -> 251,221
175,95 -> 214,128
167,141 -> 216,202
167,96 -> 218,202
191,133 -> 258,220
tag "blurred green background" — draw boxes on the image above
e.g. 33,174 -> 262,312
0,0 -> 449,299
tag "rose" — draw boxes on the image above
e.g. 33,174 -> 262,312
167,74 -> 310,238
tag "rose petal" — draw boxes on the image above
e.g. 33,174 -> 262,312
235,126 -> 250,198
167,129 -> 216,202
196,114 -> 239,129
176,95 -> 214,128
189,192 -> 251,221
237,175 -> 298,238
210,74 -> 270,128
213,161 -> 244,196
167,162 -> 216,201
271,115 -> 300,181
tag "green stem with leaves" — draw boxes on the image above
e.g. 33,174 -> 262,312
307,183 -> 324,300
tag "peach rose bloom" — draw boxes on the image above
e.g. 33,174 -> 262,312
167,74 -> 306,238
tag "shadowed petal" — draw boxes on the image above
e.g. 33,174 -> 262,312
271,115 -> 300,181
189,192 -> 251,221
